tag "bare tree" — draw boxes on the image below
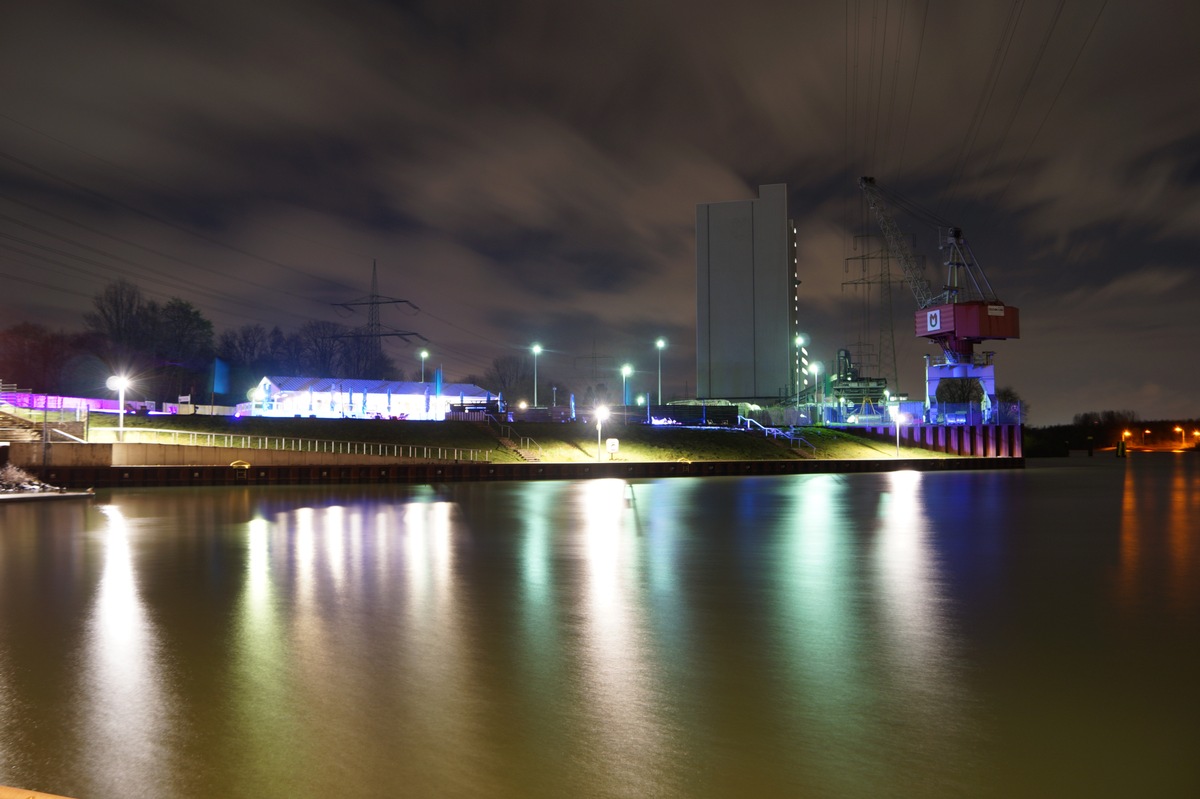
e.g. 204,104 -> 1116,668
217,324 -> 270,372
267,326 -> 306,375
0,322 -> 76,391
83,279 -> 157,367
996,386 -> 1029,424
482,355 -> 529,399
297,320 -> 347,376
936,378 -> 983,403
157,298 -> 214,398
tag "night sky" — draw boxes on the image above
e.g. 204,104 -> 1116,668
2,0 -> 1197,424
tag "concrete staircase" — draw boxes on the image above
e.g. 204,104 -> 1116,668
498,436 -> 541,462
0,411 -> 42,442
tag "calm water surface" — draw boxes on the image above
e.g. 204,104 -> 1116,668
1,455 -> 1198,798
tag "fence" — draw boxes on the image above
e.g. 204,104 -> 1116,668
88,427 -> 492,462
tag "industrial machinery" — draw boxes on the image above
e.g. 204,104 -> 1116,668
858,177 -> 1020,415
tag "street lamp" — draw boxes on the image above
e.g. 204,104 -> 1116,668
621,363 -> 632,410
1143,429 -> 1151,445
531,343 -> 542,407
655,338 -> 666,405
1175,425 -> 1184,444
810,361 -> 821,403
419,349 -> 429,383
895,412 -> 908,458
106,375 -> 130,442
595,406 -> 610,461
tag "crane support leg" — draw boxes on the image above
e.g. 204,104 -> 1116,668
924,360 -> 997,423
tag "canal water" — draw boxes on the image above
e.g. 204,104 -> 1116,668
1,455 -> 1197,798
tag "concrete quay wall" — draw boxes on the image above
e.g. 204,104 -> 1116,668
8,442 -> 433,469
28,455 -> 1023,490
853,424 -> 1022,458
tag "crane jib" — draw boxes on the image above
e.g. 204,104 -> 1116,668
858,177 -> 1021,363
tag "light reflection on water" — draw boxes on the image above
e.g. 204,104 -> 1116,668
80,505 -> 175,798
1,459 -> 1198,798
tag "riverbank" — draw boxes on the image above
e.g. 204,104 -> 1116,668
31,455 -> 1022,489
81,415 -> 954,462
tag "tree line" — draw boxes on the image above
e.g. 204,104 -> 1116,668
2,279 -> 580,406
1,279 -> 430,404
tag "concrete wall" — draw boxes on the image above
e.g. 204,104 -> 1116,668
8,442 -> 455,468
697,184 -> 794,403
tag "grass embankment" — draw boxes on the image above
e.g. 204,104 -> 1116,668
88,413 -> 948,462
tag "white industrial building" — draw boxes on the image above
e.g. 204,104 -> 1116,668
696,184 -> 800,404
238,376 -> 495,421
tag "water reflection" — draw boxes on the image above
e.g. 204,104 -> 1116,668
773,474 -> 867,793
871,471 -> 970,791
574,480 -> 663,793
1119,455 -> 1200,615
4,465 -> 1197,798
79,504 -> 174,797
0,635 -> 13,776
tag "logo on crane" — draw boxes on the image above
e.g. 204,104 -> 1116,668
927,309 -> 941,331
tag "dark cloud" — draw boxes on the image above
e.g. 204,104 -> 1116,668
2,0 -> 1198,422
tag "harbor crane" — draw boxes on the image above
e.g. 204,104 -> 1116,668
858,177 -> 1020,416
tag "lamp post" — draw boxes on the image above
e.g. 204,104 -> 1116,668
655,338 -> 666,405
531,343 -> 542,407
810,361 -> 821,403
1175,425 -> 1184,444
595,406 -> 609,461
106,375 -> 129,442
621,363 -> 632,405
419,349 -> 429,383
1143,429 -> 1151,445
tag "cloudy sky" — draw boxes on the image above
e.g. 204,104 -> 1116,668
2,0 -> 1197,424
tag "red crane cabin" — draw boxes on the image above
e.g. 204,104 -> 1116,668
915,301 -> 1020,342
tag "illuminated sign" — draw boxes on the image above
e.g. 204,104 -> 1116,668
927,309 -> 941,331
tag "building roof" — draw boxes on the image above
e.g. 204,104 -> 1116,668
261,376 -> 494,398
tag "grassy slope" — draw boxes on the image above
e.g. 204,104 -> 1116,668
88,413 -> 950,462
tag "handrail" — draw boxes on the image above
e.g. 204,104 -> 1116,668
738,415 -> 818,457
518,435 -> 543,455
50,428 -> 87,443
88,426 -> 492,462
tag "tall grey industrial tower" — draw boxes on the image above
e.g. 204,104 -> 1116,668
696,184 -> 799,404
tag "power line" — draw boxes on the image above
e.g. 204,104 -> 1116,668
979,0 -> 1068,186
0,149 -> 358,295
940,0 -> 1026,211
996,0 -> 1110,207
894,0 -> 929,177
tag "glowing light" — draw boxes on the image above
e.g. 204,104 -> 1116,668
85,505 -> 171,795
531,343 -> 542,406
106,375 -> 132,442
655,338 -> 666,405
595,406 -> 610,460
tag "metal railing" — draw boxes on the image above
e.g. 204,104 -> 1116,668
738,416 -> 817,457
88,427 -> 492,462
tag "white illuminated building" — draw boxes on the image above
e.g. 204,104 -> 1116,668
238,376 -> 495,421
